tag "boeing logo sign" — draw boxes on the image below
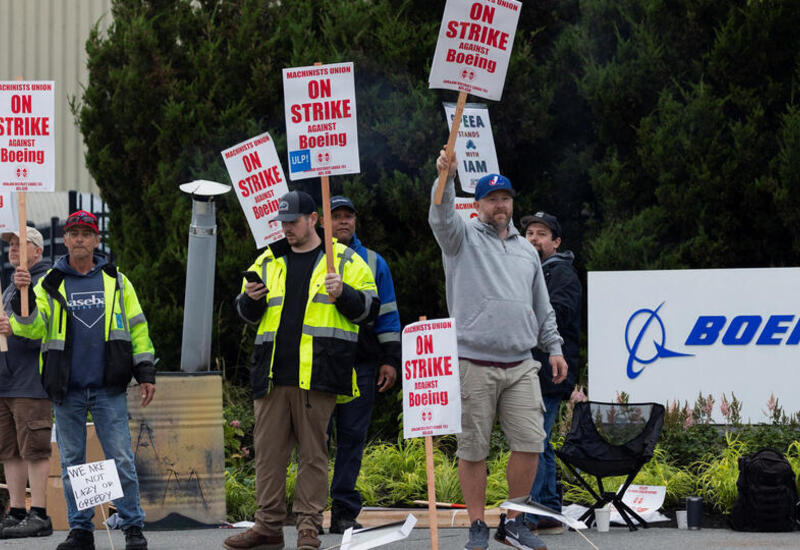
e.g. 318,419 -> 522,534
625,302 -> 692,379
625,302 -> 800,379
590,268 -> 800,424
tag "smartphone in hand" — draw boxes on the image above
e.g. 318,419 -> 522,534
241,271 -> 264,285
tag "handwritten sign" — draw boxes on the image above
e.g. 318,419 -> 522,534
444,102 -> 499,194
67,459 -> 123,511
282,62 -> 360,180
222,132 -> 288,247
429,0 -> 522,101
402,318 -> 461,438
0,81 -> 55,191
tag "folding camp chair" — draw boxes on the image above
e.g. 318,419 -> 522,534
555,401 -> 665,531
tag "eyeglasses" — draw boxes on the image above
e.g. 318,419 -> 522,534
66,213 -> 97,226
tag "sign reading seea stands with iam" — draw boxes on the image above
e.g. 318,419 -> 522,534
588,268 -> 800,423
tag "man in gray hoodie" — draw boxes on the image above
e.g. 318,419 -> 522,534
429,150 -> 567,550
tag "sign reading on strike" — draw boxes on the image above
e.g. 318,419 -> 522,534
0,81 -> 55,191
67,459 -> 123,511
222,132 -> 289,247
429,0 -> 522,101
0,191 -> 18,232
282,62 -> 360,180
454,197 -> 478,223
444,102 -> 499,194
402,318 -> 461,439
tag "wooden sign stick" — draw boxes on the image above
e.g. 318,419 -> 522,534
98,503 -> 115,550
12,77 -> 29,317
417,315 -> 439,550
313,62 -> 337,301
433,91 -> 467,205
18,192 -> 28,317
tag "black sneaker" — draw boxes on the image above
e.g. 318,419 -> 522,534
123,525 -> 148,550
2,509 -> 53,538
329,516 -> 363,534
0,512 -> 23,538
56,529 -> 95,550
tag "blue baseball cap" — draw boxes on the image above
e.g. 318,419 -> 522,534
474,174 -> 516,201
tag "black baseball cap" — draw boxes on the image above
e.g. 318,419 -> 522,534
330,195 -> 357,214
271,190 -> 316,222
520,211 -> 561,239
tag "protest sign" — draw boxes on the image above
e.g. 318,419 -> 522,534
454,197 -> 478,223
429,0 -> 522,101
402,318 -> 461,439
222,132 -> 288,247
0,81 -> 55,192
0,191 -> 18,232
282,62 -> 360,181
444,102 -> 499,194
67,459 -> 123,511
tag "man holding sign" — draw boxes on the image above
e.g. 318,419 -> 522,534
227,191 -> 378,550
3,211 -> 155,550
0,227 -> 52,539
429,151 -> 566,550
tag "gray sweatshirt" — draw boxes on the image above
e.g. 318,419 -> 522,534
428,177 -> 563,362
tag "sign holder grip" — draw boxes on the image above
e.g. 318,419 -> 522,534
434,91 -> 467,205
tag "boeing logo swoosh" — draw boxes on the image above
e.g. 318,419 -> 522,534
625,302 -> 693,379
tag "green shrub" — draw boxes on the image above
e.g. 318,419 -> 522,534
694,433 -> 748,514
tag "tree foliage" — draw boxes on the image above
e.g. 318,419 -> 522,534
76,0 -> 800,440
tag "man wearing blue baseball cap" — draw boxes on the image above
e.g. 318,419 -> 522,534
429,150 -> 567,550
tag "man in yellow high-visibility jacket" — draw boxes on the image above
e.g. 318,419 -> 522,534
0,211 -> 154,550
224,191 -> 379,550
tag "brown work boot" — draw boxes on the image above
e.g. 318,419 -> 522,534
297,528 -> 321,550
223,528 -> 284,550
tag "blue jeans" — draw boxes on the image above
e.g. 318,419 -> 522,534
329,363 -> 376,519
54,387 -> 145,531
527,393 -> 563,526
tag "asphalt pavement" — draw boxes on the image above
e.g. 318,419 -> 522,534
2,525 -> 800,550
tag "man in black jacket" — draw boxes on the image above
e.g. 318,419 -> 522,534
521,212 -> 582,534
0,227 -> 53,539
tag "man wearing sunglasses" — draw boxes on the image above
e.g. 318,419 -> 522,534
1,210 -> 155,550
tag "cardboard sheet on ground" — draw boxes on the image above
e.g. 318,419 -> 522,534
221,132 -> 288,247
443,102 -> 499,194
0,81 -> 55,191
562,484 -> 670,525
339,515 -> 416,550
500,497 -> 587,531
429,0 -> 522,101
283,62 -> 360,180
67,459 -> 123,511
402,319 -> 461,439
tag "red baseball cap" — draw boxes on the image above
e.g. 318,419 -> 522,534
64,210 -> 99,234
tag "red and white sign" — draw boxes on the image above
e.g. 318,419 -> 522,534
222,132 -> 289,248
0,81 -> 55,191
0,192 -> 18,232
429,0 -> 522,101
402,318 -> 461,439
454,197 -> 478,223
282,62 -> 360,180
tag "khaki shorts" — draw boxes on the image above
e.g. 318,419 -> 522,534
456,358 -> 545,461
0,397 -> 53,461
